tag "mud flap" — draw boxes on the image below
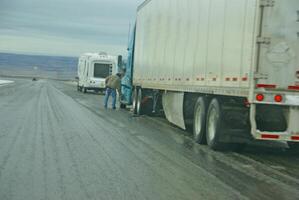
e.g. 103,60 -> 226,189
162,91 -> 186,130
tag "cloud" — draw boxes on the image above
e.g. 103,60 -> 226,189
0,0 -> 144,56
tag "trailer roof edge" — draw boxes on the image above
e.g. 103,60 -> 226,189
137,0 -> 152,12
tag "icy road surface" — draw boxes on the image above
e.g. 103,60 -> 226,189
0,78 -> 299,200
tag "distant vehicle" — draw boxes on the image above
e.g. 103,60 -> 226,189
77,52 -> 118,93
32,77 -> 37,81
121,0 -> 299,151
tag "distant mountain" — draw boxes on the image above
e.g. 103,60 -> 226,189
0,52 -> 78,80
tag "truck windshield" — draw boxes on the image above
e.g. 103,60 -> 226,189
94,63 -> 111,78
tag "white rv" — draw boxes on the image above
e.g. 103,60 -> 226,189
77,52 -> 117,93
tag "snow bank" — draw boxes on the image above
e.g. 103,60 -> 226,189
0,80 -> 14,85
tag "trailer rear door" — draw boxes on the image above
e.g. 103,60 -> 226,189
257,0 -> 299,89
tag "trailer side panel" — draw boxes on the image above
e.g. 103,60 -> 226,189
134,0 -> 258,96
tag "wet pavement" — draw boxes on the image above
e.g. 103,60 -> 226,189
0,78 -> 298,200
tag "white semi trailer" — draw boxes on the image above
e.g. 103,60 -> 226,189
125,0 -> 299,150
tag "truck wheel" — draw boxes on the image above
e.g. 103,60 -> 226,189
206,98 -> 225,151
136,88 -> 153,116
193,97 -> 207,144
83,87 -> 87,93
132,87 -> 138,114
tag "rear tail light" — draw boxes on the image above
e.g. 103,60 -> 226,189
274,95 -> 283,103
261,134 -> 280,139
256,84 -> 276,89
288,86 -> 299,90
291,136 -> 299,140
256,94 -> 264,102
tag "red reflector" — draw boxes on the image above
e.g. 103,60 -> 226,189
257,84 -> 276,89
274,95 -> 283,103
256,94 -> 264,102
261,134 -> 280,139
288,86 -> 299,90
291,136 -> 299,140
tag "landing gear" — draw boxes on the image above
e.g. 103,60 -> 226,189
152,90 -> 162,115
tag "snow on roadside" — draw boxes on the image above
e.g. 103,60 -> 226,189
0,80 -> 14,85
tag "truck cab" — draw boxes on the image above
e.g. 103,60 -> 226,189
121,25 -> 136,105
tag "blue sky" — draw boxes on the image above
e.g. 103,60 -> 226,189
0,0 -> 143,57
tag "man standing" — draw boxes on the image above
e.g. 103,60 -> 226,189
104,73 -> 122,109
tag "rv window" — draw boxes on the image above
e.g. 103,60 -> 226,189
94,63 -> 111,78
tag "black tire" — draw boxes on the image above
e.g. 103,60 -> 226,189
206,98 -> 226,151
136,88 -> 153,116
193,97 -> 207,144
132,87 -> 138,114
83,87 -> 87,93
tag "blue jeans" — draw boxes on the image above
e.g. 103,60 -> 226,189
104,88 -> 116,108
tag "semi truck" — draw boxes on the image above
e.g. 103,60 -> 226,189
77,52 -> 117,93
121,0 -> 299,150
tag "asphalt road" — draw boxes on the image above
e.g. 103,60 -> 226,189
0,78 -> 299,200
